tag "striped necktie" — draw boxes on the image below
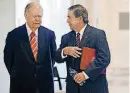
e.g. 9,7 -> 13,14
76,32 -> 80,46
30,32 -> 37,61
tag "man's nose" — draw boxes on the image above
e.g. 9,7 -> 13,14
35,16 -> 41,21
35,17 -> 40,21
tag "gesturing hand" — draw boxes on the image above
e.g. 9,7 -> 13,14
63,47 -> 82,58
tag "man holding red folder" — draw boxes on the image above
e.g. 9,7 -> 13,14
55,4 -> 110,93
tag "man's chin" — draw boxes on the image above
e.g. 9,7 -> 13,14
34,25 -> 41,28
69,27 -> 73,30
68,25 -> 73,30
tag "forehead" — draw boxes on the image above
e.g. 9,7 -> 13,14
28,6 -> 43,15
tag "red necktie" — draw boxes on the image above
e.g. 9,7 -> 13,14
30,32 -> 37,61
76,32 -> 80,46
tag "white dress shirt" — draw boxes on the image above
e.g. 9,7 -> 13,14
62,24 -> 89,80
26,23 -> 38,51
26,23 -> 38,42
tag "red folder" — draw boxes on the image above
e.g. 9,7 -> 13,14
80,47 -> 96,70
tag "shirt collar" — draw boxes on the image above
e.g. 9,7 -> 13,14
76,24 -> 87,36
26,23 -> 38,37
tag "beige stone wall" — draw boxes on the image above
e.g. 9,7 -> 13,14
99,0 -> 129,68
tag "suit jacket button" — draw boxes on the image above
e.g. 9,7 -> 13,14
34,74 -> 36,77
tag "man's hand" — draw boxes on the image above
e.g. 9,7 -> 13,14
63,47 -> 82,58
74,72 -> 86,84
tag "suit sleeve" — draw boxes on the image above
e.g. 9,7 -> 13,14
50,31 -> 57,66
4,32 -> 14,75
84,30 -> 110,81
55,35 -> 68,63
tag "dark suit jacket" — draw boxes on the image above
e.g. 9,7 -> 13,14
4,24 -> 56,93
55,25 -> 110,93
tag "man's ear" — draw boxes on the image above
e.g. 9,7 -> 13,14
24,13 -> 28,20
79,16 -> 84,23
24,13 -> 27,17
79,16 -> 83,21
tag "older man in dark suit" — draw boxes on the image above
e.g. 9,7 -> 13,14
4,2 -> 56,93
55,4 -> 110,93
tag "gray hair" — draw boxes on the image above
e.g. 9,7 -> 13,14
68,4 -> 88,24
24,2 -> 43,13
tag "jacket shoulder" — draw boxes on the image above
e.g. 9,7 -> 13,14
88,25 -> 106,36
9,25 -> 25,34
62,30 -> 74,38
90,26 -> 104,33
40,26 -> 54,33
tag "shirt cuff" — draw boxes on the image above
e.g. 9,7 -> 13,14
82,71 -> 89,80
61,49 -> 67,59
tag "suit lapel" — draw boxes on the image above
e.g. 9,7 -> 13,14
79,24 -> 91,47
20,24 -> 35,61
37,27 -> 47,62
68,31 -> 76,46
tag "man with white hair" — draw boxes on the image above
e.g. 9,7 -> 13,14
4,2 -> 56,93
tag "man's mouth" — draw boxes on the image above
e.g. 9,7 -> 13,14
34,23 -> 40,24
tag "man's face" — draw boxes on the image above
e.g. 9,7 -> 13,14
25,6 -> 43,30
67,10 -> 80,31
